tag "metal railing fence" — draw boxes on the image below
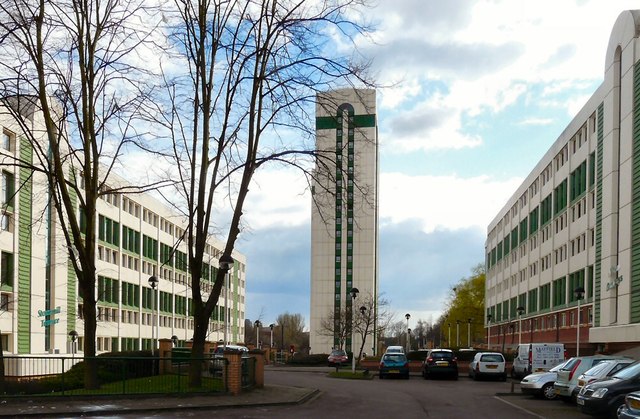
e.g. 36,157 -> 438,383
0,355 -> 230,397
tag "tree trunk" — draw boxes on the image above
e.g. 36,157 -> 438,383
188,315 -> 208,388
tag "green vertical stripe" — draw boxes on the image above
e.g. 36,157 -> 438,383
17,136 -> 33,354
594,102 -> 604,327
67,169 -> 77,332
631,61 -> 640,322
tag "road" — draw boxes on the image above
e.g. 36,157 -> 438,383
111,369 -> 588,419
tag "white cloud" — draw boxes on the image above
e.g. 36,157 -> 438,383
380,172 -> 523,232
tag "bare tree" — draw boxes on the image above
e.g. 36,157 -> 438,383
318,307 -> 351,351
276,312 -> 306,353
0,0 -> 164,389
353,294 -> 391,360
154,0 -> 374,386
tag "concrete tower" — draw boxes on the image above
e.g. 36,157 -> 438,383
309,88 -> 378,355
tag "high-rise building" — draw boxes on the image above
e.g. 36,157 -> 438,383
310,89 -> 379,355
485,10 -> 640,355
0,99 -> 246,361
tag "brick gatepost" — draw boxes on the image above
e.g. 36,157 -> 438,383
224,351 -> 242,395
250,350 -> 265,388
158,338 -> 172,374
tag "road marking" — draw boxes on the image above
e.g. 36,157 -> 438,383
494,396 -> 546,419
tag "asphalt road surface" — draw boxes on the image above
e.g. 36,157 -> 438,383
108,369 -> 588,419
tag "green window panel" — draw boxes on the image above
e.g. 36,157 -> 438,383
552,277 -> 567,307
519,218 -> 528,243
528,289 -> 538,313
541,194 -> 552,225
570,160 -> 587,201
554,179 -> 568,215
510,228 -> 518,250
529,206 -> 539,234
98,215 -> 120,246
0,252 -> 13,287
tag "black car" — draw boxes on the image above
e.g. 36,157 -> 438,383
422,349 -> 458,380
577,360 -> 640,417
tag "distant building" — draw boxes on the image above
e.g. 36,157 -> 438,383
0,99 -> 246,358
309,89 -> 379,355
485,10 -> 640,355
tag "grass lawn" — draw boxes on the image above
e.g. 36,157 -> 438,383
327,370 -> 373,380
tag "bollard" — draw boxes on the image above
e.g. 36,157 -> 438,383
511,381 -> 515,393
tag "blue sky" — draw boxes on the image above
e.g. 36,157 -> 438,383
237,1 -> 639,330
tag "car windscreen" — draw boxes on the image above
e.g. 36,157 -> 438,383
550,360 -> 570,372
331,350 -> 346,356
612,361 -> 640,380
582,360 -> 613,377
480,354 -> 503,362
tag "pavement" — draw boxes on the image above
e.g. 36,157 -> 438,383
0,366 -> 321,418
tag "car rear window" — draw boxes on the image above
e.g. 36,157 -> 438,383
384,354 -> 406,362
480,354 -> 503,362
431,352 -> 453,360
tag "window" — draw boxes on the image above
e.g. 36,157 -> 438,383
1,130 -> 13,152
1,171 -> 14,210
0,252 -> 13,287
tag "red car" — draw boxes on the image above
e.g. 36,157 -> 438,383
328,349 -> 349,366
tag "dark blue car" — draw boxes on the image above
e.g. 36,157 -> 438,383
379,353 -> 410,379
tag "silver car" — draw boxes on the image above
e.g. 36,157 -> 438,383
553,355 -> 623,402
574,358 -> 633,394
520,360 -> 569,400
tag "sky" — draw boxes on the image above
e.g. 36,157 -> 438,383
237,0 -> 640,331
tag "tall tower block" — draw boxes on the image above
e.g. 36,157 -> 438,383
310,89 -> 379,355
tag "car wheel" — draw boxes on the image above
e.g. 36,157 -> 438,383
452,373 -> 458,381
404,374 -> 410,380
541,383 -> 556,400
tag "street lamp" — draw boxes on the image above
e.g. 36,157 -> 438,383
219,255 -> 234,345
269,324 -> 275,348
254,320 -> 262,349
467,318 -> 473,348
148,275 -> 159,352
405,313 -> 411,352
407,328 -> 412,351
448,322 -> 451,347
171,335 -> 178,347
456,320 -> 460,347
575,286 -> 585,356
487,314 -> 492,350
350,287 -> 359,373
68,330 -> 78,363
517,306 -> 525,345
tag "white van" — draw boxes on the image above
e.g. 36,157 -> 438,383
511,343 -> 565,378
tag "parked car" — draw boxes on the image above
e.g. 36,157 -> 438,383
385,345 -> 404,354
520,359 -> 570,400
618,390 -> 640,419
577,360 -> 640,417
468,352 -> 506,381
575,358 -> 633,394
327,349 -> 349,366
511,343 -> 565,379
379,352 -> 410,379
553,355 -> 622,402
209,345 -> 249,374
422,349 -> 458,380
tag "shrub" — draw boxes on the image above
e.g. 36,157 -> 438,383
286,353 -> 328,366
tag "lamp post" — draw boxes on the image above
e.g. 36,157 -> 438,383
517,306 -> 525,345
575,286 -> 585,356
219,255 -> 234,345
68,330 -> 78,364
487,314 -> 492,350
148,275 -> 159,352
269,324 -> 275,348
405,313 -> 411,353
448,322 -> 451,347
254,320 -> 261,349
456,320 -> 460,347
407,328 -> 412,351
467,318 -> 472,348
350,287 -> 359,373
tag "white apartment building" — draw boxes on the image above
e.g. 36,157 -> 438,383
485,10 -> 640,355
0,99 -> 246,357
310,88 -> 379,355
